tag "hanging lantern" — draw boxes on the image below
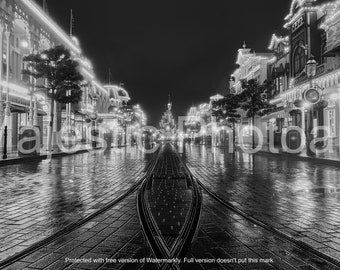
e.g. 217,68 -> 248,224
305,55 -> 317,78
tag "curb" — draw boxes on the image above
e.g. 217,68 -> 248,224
0,145 -> 123,167
256,150 -> 340,167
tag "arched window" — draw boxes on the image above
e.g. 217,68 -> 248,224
293,45 -> 306,76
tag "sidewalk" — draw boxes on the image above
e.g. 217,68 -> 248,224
232,143 -> 340,166
0,145 -> 91,166
0,144 -> 128,167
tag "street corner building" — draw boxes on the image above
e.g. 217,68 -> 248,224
0,0 -> 146,156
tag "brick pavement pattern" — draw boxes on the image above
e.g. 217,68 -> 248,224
0,147 -> 149,261
2,144 -> 340,270
183,192 -> 338,270
1,192 -> 156,270
147,145 -> 193,248
184,145 -> 340,262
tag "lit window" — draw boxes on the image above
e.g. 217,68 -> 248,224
279,76 -> 284,92
327,109 -> 336,137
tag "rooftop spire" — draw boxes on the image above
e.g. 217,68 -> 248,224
243,40 -> 247,48
167,93 -> 172,111
43,0 -> 48,14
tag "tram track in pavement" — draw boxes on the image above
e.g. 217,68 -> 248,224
182,158 -> 340,269
137,143 -> 202,270
0,150 -> 159,270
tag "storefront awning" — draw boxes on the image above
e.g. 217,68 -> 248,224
10,104 -> 28,113
37,109 -> 47,116
10,104 -> 47,116
261,110 -> 286,121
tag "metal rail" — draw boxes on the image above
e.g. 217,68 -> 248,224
137,143 -> 202,270
195,177 -> 340,269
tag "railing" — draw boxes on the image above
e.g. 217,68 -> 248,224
294,64 -> 326,85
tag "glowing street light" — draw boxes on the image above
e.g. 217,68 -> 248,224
306,55 -> 317,79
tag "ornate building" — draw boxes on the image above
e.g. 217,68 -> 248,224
0,0 -> 112,152
264,34 -> 291,146
0,0 -> 148,153
229,43 -> 273,145
266,0 -> 340,152
102,85 -> 146,147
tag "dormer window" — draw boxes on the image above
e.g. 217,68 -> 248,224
118,90 -> 126,97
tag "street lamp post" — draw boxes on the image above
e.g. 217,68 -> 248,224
304,55 -> 319,155
4,31 -> 11,125
33,96 -> 38,126
0,25 -> 4,128
28,64 -> 34,126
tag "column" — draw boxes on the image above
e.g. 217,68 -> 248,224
301,107 -> 306,152
0,24 -> 4,127
4,30 -> 10,125
33,96 -> 38,126
29,94 -> 34,125
28,65 -> 34,125
65,92 -> 69,126
211,116 -> 217,147
52,100 -> 57,149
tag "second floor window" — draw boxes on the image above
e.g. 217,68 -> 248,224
293,46 -> 306,76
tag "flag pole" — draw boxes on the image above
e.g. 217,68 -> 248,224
70,9 -> 73,37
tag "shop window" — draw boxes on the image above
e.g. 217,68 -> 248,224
278,76 -> 284,92
327,109 -> 336,137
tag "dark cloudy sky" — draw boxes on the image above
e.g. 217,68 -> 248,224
37,0 -> 291,126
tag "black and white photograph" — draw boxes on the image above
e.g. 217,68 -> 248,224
0,0 -> 340,269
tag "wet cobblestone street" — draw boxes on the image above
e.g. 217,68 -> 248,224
1,192 -> 153,270
1,144 -> 340,269
0,147 -> 149,260
184,145 -> 340,262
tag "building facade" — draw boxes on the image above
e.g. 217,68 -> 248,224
229,43 -> 273,145
0,0 -> 142,153
266,0 -> 340,152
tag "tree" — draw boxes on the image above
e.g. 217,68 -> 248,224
22,45 -> 84,152
239,79 -> 274,149
212,94 -> 240,147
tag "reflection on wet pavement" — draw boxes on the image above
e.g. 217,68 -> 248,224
185,192 -> 338,270
2,192 -> 154,270
184,145 -> 340,261
0,147 -> 149,260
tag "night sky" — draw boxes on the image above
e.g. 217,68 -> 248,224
37,0 -> 291,126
